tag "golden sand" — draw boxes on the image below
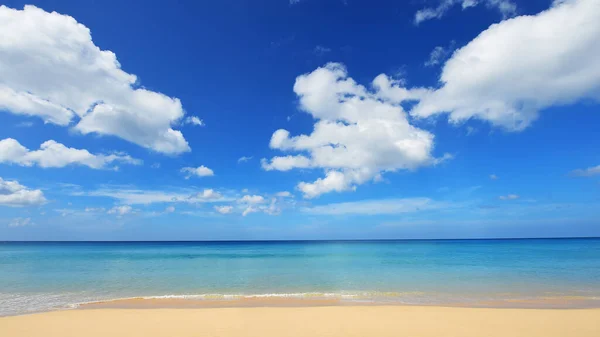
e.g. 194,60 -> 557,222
1,306 -> 599,337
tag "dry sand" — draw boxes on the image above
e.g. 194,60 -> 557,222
1,306 -> 599,337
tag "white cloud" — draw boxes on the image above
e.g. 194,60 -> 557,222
242,206 -> 259,216
261,154 -> 312,171
165,206 -> 175,213
275,191 -> 293,198
184,116 -> 204,126
107,205 -> 133,216
0,177 -> 47,207
8,217 -> 32,227
235,194 -> 281,216
490,174 -> 498,180
302,197 -> 456,215
79,187 -> 229,205
262,63 -> 448,198
194,189 -> 223,200
241,199 -> 281,217
412,0 -> 600,130
0,5 -> 190,154
570,165 -> 600,177
0,138 -> 141,169
181,165 -> 214,178
214,205 -> 233,214
415,0 -> 517,25
237,156 -> 253,163
238,195 -> 265,204
499,194 -> 519,200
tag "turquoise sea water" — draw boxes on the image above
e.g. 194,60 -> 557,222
1,239 -> 600,316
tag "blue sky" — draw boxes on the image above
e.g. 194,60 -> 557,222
1,0 -> 599,240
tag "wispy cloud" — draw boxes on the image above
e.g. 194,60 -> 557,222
214,205 -> 233,214
302,197 -> 462,215
415,0 -> 517,25
237,156 -> 253,163
570,165 -> 600,177
424,41 -> 455,67
74,186 -> 233,205
8,217 -> 33,227
184,116 -> 204,127
313,45 -> 332,56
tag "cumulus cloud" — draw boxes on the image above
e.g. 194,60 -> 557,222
499,194 -> 519,200
214,205 -> 233,214
570,165 -> 600,177
275,191 -> 293,198
8,217 -> 33,227
302,197 -> 456,215
165,206 -> 175,213
238,195 -> 265,204
193,189 -> 223,200
415,0 -> 517,25
0,138 -> 141,169
411,0 -> 600,130
490,174 -> 498,180
184,116 -> 204,126
0,177 -> 47,207
0,5 -> 191,154
262,63 -> 448,198
181,165 -> 214,178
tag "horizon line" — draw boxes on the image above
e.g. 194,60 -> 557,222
2,236 -> 599,243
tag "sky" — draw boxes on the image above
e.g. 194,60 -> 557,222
0,0 -> 599,240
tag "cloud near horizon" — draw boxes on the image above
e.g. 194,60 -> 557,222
0,177 -> 47,207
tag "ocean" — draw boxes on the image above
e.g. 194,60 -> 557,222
1,238 -> 600,316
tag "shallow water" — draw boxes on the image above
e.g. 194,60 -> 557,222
2,239 -> 600,316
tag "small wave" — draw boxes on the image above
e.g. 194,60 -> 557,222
70,291 -> 427,305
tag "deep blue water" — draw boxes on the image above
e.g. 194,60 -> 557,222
1,239 -> 600,316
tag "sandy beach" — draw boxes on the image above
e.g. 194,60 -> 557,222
1,306 -> 599,337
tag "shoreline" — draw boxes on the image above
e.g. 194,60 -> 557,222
3,293 -> 600,318
1,306 -> 599,337
78,294 -> 600,310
